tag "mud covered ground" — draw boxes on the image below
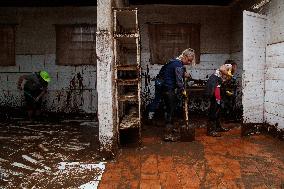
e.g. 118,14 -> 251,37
100,117 -> 284,189
1,116 -> 284,188
0,118 -> 102,188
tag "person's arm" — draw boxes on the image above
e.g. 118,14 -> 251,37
35,87 -> 47,102
175,67 -> 185,91
17,75 -> 28,90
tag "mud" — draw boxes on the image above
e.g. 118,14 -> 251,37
0,119 -> 101,188
98,116 -> 284,188
242,122 -> 284,141
119,107 -> 139,130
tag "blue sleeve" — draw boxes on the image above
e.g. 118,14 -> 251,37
175,67 -> 184,91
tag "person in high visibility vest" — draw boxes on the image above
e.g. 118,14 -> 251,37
18,71 -> 51,121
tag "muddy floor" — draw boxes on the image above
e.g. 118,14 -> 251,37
1,116 -> 284,189
100,117 -> 284,189
0,118 -> 101,188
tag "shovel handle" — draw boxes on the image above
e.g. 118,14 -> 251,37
183,97 -> 189,129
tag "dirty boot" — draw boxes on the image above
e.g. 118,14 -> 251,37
164,124 -> 177,141
164,133 -> 179,142
207,121 -> 221,137
207,130 -> 221,137
215,120 -> 229,132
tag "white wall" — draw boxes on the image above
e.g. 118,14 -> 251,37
0,7 -> 97,114
137,5 -> 233,109
261,0 -> 284,129
242,11 -> 267,123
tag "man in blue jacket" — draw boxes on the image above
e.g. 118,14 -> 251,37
161,48 -> 195,140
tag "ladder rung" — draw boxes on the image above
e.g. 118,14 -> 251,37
116,79 -> 139,85
118,94 -> 138,102
116,65 -> 139,71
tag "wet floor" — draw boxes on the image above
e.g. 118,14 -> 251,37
0,117 -> 284,188
0,118 -> 101,188
99,118 -> 284,189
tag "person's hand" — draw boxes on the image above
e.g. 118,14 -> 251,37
184,72 -> 192,79
227,70 -> 233,77
35,97 -> 40,102
226,91 -> 233,96
216,99 -> 221,105
181,90 -> 187,97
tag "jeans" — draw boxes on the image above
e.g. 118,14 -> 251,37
148,79 -> 163,113
163,89 -> 177,125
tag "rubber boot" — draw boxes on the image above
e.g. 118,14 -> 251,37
207,120 -> 221,137
215,120 -> 230,132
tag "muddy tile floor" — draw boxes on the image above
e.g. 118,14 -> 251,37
1,117 -> 284,189
0,118 -> 101,188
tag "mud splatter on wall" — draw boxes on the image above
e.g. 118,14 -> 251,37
0,7 -> 98,115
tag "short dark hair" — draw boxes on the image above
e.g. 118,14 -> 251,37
224,59 -> 237,66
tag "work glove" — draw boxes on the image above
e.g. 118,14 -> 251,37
226,91 -> 233,96
181,90 -> 187,97
227,70 -> 233,77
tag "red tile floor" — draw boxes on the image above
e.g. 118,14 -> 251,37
99,121 -> 284,189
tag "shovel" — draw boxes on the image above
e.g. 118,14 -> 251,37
180,90 -> 195,142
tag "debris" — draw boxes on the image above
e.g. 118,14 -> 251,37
22,155 -> 51,171
38,144 -> 49,152
79,181 -> 100,189
31,152 -> 43,159
0,158 -> 9,162
22,155 -> 38,164
12,162 -> 34,171
22,136 -> 43,140
120,107 -> 139,129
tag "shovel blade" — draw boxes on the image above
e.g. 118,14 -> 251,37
180,125 -> 195,142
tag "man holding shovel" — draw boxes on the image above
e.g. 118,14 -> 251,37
18,71 -> 51,120
161,48 -> 195,141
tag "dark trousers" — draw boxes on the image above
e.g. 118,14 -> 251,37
208,96 -> 221,131
208,96 -> 220,121
148,79 -> 163,113
163,89 -> 177,125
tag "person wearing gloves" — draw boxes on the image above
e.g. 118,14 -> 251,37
18,71 -> 51,121
205,60 -> 237,137
160,48 -> 195,140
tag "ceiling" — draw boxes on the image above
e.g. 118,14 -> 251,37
128,0 -> 236,6
0,0 -> 237,7
0,0 -> 97,7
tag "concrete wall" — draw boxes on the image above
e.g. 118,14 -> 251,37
0,7 -> 97,114
262,0 -> 284,129
136,5 -> 237,111
242,11 -> 267,123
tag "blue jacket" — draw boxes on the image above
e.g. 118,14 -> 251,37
161,59 -> 185,91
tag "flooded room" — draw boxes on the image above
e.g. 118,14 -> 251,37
0,0 -> 283,188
